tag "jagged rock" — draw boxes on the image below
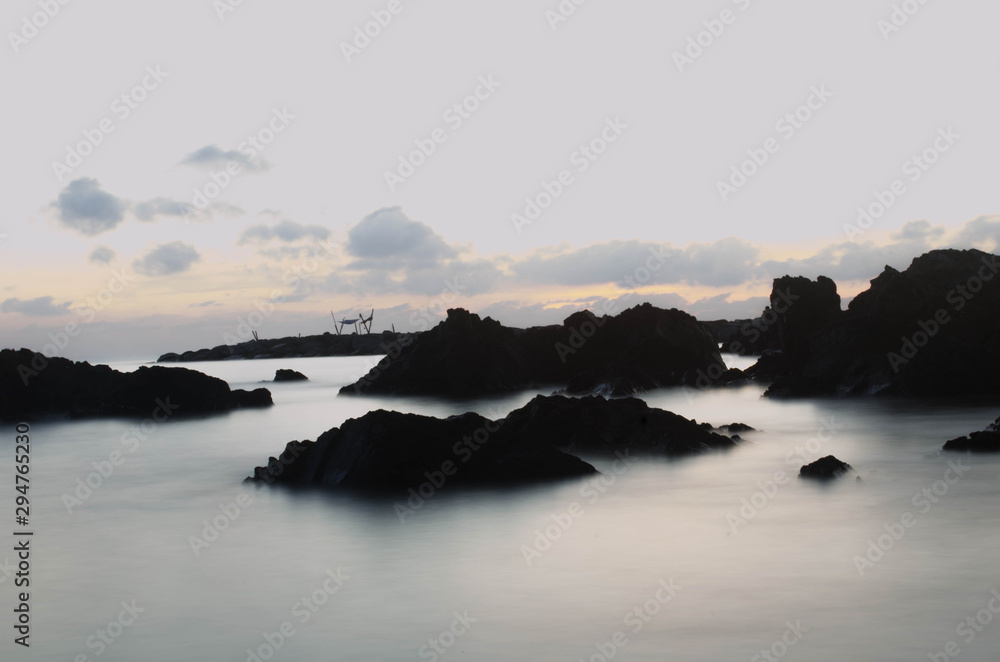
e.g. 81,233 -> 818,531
800,456 -> 853,480
0,348 -> 272,421
761,249 -> 1000,397
340,304 -> 724,398
943,416 -> 1000,453
719,423 -> 755,433
274,369 -> 308,382
248,394 -> 735,490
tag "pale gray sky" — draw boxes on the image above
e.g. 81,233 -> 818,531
2,1 -> 997,359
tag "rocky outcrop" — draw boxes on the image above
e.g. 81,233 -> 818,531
705,276 -> 842,358
800,456 -> 853,480
763,249 -> 1000,398
0,348 -> 272,421
340,304 -> 724,398
248,394 -> 735,490
274,369 -> 308,382
943,416 -> 1000,453
157,331 -> 418,362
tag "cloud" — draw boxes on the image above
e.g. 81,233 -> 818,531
238,220 -> 331,245
53,178 -> 127,236
180,145 -> 270,173
133,241 -> 201,277
189,300 -> 221,308
346,207 -> 458,266
133,198 -> 197,222
510,237 -> 759,289
1,296 -> 72,317
88,246 -> 117,264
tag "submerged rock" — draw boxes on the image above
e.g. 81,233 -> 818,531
274,369 -> 308,382
0,348 -> 272,421
800,455 -> 853,480
339,304 -> 724,398
248,394 -> 735,490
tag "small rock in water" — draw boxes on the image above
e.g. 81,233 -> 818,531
800,455 -> 853,480
274,369 -> 309,382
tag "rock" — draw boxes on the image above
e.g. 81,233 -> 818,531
761,249 -> 1000,398
499,395 -> 736,456
274,369 -> 308,382
720,423 -> 755,433
340,304 -> 724,398
800,456 -> 853,480
234,388 -> 274,408
248,394 -> 735,490
157,331 -> 419,363
249,409 -> 596,490
0,348 -> 272,421
943,417 -> 1000,452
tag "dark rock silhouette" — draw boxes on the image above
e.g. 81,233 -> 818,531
800,455 -> 853,480
705,276 -> 841,359
0,348 -> 272,421
761,249 -> 1000,397
274,369 -> 308,382
157,330 -> 417,362
340,304 -> 723,398
248,394 -> 735,490
943,416 -> 1000,453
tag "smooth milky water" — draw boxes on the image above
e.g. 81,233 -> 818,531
5,355 -> 1000,661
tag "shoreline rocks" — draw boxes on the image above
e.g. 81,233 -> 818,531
157,330 -> 418,363
758,249 -> 1000,398
943,416 -> 1000,453
1,348 -> 272,421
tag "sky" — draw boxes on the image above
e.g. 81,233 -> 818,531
1,0 -> 998,360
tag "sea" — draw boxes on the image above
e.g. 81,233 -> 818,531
4,353 -> 1000,661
